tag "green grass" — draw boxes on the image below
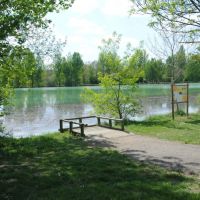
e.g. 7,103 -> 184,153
0,133 -> 199,200
127,114 -> 200,145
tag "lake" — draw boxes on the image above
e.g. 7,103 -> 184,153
2,84 -> 200,137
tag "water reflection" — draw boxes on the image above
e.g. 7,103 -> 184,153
3,85 -> 200,137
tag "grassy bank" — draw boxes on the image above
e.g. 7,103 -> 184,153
127,114 -> 200,145
0,133 -> 199,200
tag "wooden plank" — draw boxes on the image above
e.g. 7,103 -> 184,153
64,116 -> 96,120
98,116 -> 123,121
99,125 -> 124,131
59,120 -> 64,133
171,84 -> 175,120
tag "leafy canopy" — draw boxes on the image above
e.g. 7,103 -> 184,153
82,33 -> 144,119
0,0 -> 74,109
130,0 -> 200,42
0,0 -> 74,42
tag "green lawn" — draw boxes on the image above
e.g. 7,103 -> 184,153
0,133 -> 199,200
127,114 -> 200,145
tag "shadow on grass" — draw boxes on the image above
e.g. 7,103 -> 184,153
0,133 -> 199,200
185,119 -> 200,125
129,119 -> 171,127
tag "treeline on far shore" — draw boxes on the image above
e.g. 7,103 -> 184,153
9,45 -> 200,88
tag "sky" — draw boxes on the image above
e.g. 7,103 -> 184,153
47,0 -> 156,62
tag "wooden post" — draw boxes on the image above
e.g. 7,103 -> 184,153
80,124 -> 85,137
109,119 -> 112,128
171,84 -> 175,120
69,121 -> 73,133
60,120 -> 64,133
187,83 -> 189,117
97,117 -> 101,126
121,119 -> 124,131
79,118 -> 82,123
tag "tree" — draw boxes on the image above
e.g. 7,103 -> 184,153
33,57 -> 44,87
53,53 -> 65,87
0,0 -> 74,108
82,34 -> 144,119
128,47 -> 148,82
98,32 -> 121,74
145,59 -> 165,83
166,45 -> 187,82
63,55 -> 73,86
147,25 -> 186,82
25,26 -> 66,64
53,52 -> 84,87
71,52 -> 84,86
82,62 -> 98,85
12,48 -> 37,88
25,26 -> 66,87
82,69 -> 143,119
185,53 -> 200,82
0,0 -> 74,44
130,0 -> 200,42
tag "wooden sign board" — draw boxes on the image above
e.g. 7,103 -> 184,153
172,84 -> 188,103
171,83 -> 189,120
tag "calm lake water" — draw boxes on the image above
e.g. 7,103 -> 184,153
2,84 -> 200,137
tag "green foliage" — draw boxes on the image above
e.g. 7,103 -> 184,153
82,34 -> 145,119
53,53 -> 65,87
176,110 -> 186,116
83,71 -> 142,119
0,0 -> 74,42
166,45 -> 187,82
145,59 -> 165,83
71,52 -> 84,86
98,32 -> 122,74
130,0 -> 200,41
185,54 -> 200,82
0,0 -> 74,108
0,85 -> 12,109
53,52 -> 84,87
82,62 -> 98,85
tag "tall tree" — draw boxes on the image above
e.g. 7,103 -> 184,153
185,53 -> 200,82
0,0 -> 74,44
148,26 -> 186,82
98,32 -> 121,74
128,48 -> 148,82
82,69 -> 143,119
71,52 -> 84,86
145,59 -> 165,83
53,54 -> 65,87
82,62 -> 98,85
82,34 -> 144,119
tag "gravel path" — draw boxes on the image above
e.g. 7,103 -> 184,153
85,126 -> 200,175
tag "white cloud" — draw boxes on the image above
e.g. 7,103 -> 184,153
122,36 -> 140,47
101,0 -> 133,17
46,0 -> 153,62
72,0 -> 99,15
64,35 -> 99,61
67,17 -> 106,36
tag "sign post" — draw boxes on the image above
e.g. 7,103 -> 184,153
186,83 -> 189,117
171,83 -> 189,119
171,84 -> 175,120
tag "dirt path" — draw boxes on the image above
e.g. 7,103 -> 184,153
85,126 -> 200,175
